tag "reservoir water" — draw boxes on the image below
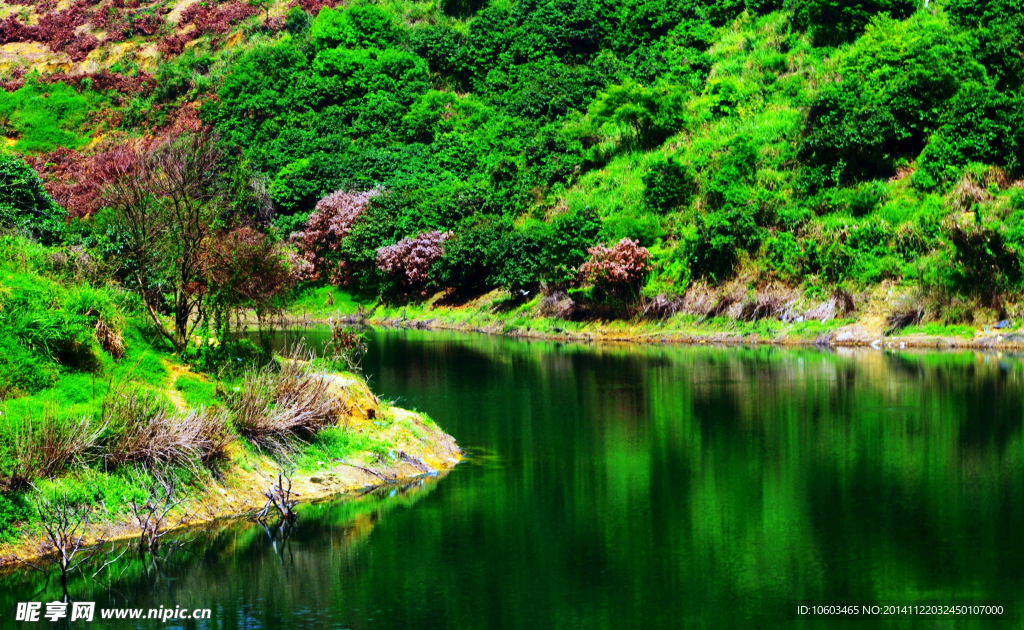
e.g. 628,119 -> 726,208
4,329 -> 1023,628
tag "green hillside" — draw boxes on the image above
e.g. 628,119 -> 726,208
1,0 -> 1023,325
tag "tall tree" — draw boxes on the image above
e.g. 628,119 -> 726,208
99,131 -> 227,352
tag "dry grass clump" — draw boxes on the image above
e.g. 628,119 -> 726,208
641,294 -> 682,319
102,388 -> 232,470
950,173 -> 991,212
803,289 -> 857,321
886,307 -> 924,334
538,290 -> 576,319
738,289 -> 793,321
228,348 -> 347,453
646,284 -> 857,324
678,283 -> 739,319
5,409 -> 103,490
94,319 -> 124,358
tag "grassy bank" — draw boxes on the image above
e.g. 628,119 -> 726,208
0,236 -> 461,566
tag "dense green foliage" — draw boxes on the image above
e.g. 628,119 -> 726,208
2,0 -> 1024,317
177,0 -> 1023,310
0,153 -> 66,243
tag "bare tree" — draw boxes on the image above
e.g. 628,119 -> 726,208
257,472 -> 299,524
129,477 -> 188,553
31,490 -> 94,591
99,131 -> 228,352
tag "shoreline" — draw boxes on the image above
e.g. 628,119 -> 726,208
0,379 -> 463,569
272,290 -> 1024,352
363,315 -> 1024,351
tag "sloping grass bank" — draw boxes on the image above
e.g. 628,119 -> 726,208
0,371 -> 461,566
0,237 -> 460,566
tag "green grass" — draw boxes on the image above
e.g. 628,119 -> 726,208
896,323 -> 978,339
0,80 -> 101,153
295,427 -> 393,472
175,374 -> 218,408
287,285 -> 368,318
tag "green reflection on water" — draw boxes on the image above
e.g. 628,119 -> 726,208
5,330 -> 1024,629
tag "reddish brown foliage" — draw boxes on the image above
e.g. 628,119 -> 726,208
28,141 -> 162,220
578,238 -> 652,297
1,68 -> 155,96
157,34 -> 190,56
158,1 -> 260,57
0,0 -> 99,61
28,148 -> 104,219
180,1 -> 260,34
292,0 -> 344,15
0,68 -> 26,92
376,231 -> 452,292
101,8 -> 165,42
205,227 -> 296,316
295,189 -> 382,281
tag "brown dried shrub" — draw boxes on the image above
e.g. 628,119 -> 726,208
538,290 -> 576,320
293,0 -> 345,14
738,289 -> 794,321
102,388 -> 231,470
5,409 -> 104,490
228,348 -> 346,453
641,294 -> 682,319
0,0 -> 99,61
886,307 -> 924,334
204,226 -> 296,318
950,173 -> 991,212
94,319 -> 125,358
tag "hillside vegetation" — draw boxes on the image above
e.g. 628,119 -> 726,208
1,0 -> 1024,329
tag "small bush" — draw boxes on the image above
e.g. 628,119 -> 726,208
643,156 -> 697,213
102,388 -> 227,470
588,79 -> 689,149
4,409 -> 102,489
578,238 -> 652,298
228,352 -> 346,453
376,230 -> 451,295
0,151 -> 67,243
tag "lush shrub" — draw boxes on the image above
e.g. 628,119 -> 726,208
762,232 -> 805,281
688,205 -> 761,282
642,156 -> 696,212
793,0 -> 916,46
588,79 -> 688,149
285,7 -> 313,37
0,152 -> 66,243
376,230 -> 451,294
310,5 -> 397,52
578,237 -> 652,298
946,0 -> 1024,92
918,83 -> 1023,183
800,13 -> 987,187
533,208 -> 602,286
433,216 -> 509,294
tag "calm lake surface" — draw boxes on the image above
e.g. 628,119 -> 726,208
4,329 -> 1024,628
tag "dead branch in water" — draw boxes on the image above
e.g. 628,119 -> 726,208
257,472 -> 300,524
31,489 -> 95,589
128,477 -> 188,553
